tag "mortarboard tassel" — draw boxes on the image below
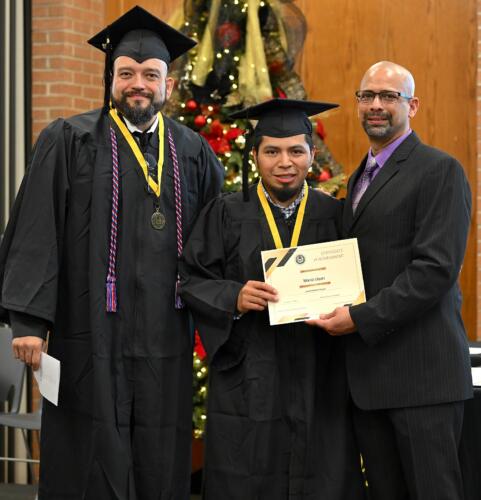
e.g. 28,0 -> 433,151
102,38 -> 113,114
242,132 -> 253,202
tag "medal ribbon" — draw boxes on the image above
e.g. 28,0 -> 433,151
109,108 -> 164,197
256,181 -> 309,249
105,123 -> 185,313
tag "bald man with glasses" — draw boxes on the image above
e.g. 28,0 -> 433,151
309,61 -> 472,500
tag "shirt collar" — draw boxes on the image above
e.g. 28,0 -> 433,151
123,114 -> 159,135
260,180 -> 305,219
369,128 -> 412,167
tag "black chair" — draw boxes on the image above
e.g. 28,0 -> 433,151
0,325 -> 41,482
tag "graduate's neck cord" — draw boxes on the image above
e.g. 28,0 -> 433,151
105,121 -> 184,313
257,181 -> 308,249
109,108 -> 164,197
168,127 -> 185,309
106,126 -> 120,312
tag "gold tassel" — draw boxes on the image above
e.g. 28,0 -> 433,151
191,0 -> 222,86
239,0 -> 272,103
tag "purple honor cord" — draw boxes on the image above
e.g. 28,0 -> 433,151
106,126 -> 120,312
106,125 -> 185,312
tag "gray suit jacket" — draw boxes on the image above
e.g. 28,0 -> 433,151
344,131 -> 473,410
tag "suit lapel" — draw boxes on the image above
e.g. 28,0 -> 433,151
343,156 -> 365,233
352,159 -> 401,222
346,132 -> 421,233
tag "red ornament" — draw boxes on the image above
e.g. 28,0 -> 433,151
316,119 -> 326,140
194,330 -> 207,361
194,114 -> 207,128
186,99 -> 198,111
208,137 -> 231,154
275,87 -> 287,99
269,60 -> 285,75
225,127 -> 244,141
216,22 -> 242,48
209,119 -> 224,138
318,169 -> 332,182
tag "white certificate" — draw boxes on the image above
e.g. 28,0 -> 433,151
33,352 -> 61,406
261,238 -> 366,325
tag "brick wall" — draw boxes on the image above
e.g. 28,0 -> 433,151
32,0 -> 105,141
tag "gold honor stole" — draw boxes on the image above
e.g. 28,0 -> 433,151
109,108 -> 165,197
256,181 -> 309,249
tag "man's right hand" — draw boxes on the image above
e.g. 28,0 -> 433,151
12,336 -> 46,371
237,280 -> 278,314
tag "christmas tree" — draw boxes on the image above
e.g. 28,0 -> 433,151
165,0 -> 345,437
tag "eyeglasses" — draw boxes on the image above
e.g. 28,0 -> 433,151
355,90 -> 412,104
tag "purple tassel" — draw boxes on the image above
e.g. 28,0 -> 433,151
106,277 -> 117,313
175,277 -> 184,310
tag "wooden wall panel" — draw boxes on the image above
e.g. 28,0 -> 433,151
295,0 -> 478,338
106,1 -> 178,24
105,0 -> 478,338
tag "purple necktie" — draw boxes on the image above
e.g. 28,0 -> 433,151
352,157 -> 378,213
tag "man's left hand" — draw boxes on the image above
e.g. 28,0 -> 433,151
306,306 -> 357,336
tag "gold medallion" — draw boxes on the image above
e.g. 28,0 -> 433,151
151,210 -> 166,230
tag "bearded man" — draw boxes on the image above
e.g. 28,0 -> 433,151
0,6 -> 223,499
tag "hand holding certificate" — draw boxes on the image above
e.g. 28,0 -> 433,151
261,238 -> 366,325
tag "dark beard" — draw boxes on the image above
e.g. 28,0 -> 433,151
113,92 -> 163,126
270,185 -> 301,203
362,111 -> 394,138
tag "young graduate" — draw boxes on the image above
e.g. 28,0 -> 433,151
0,6 -> 223,499
180,99 -> 366,500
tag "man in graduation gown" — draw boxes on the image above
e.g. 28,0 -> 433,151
0,6 -> 223,500
180,99 -> 366,500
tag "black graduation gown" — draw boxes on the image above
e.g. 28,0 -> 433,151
179,186 -> 366,500
0,109 -> 224,500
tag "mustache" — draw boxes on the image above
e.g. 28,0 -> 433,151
365,111 -> 390,119
123,90 -> 154,99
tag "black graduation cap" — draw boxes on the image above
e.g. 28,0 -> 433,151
88,5 -> 196,64
230,98 -> 338,138
230,99 -> 339,200
88,5 -> 196,110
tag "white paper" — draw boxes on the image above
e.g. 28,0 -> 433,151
33,352 -> 60,406
261,239 -> 365,325
472,367 -> 481,387
469,347 -> 481,355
